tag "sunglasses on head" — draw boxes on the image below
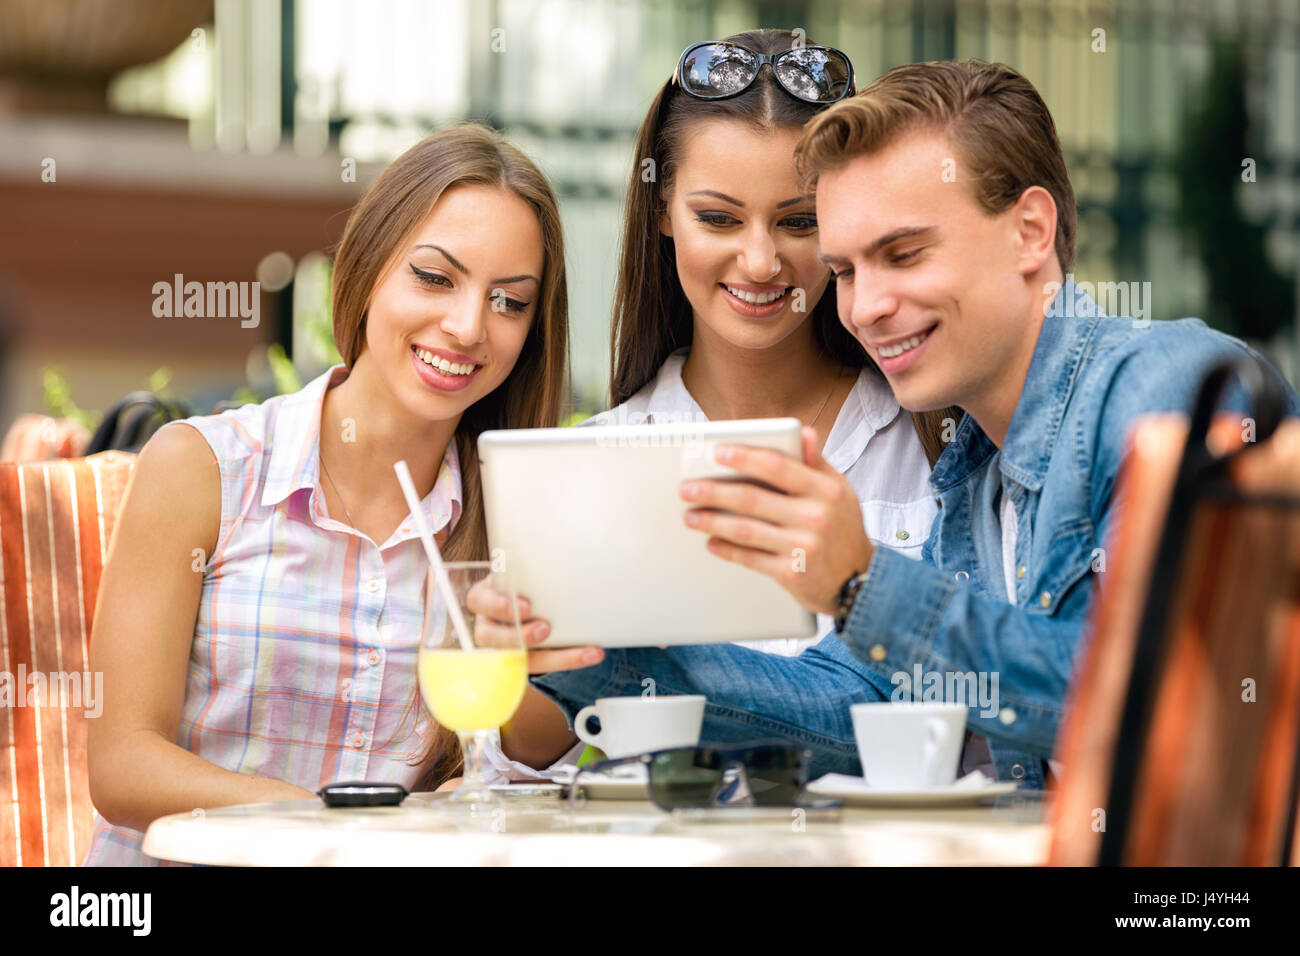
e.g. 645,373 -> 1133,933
673,41 -> 855,105
567,741 -> 837,811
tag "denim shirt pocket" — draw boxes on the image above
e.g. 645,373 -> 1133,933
861,497 -> 937,561
1024,517 -> 1095,616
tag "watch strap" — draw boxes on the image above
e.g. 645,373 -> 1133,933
834,570 -> 867,632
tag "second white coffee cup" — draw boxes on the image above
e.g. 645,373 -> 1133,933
573,695 -> 706,758
850,701 -> 967,788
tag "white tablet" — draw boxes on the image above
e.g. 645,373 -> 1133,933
478,417 -> 817,648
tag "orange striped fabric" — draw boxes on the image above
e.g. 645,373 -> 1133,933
0,451 -> 135,866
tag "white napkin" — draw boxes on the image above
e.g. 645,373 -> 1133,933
550,762 -> 648,784
810,768 -> 997,793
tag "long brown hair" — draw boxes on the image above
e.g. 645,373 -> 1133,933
331,123 -> 570,788
609,29 -> 952,465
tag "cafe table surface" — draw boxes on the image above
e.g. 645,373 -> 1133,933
142,789 -> 1053,866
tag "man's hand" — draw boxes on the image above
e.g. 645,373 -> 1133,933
679,426 -> 874,615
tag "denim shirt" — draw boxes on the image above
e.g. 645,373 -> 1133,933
839,280 -> 1300,789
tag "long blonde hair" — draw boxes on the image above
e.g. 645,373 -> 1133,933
331,123 -> 570,788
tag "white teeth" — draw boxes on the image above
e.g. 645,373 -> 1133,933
877,331 -> 930,359
725,285 -> 787,305
415,348 -> 476,375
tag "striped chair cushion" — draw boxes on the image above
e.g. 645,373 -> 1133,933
0,451 -> 135,866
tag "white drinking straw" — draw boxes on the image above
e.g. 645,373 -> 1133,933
393,459 -> 474,652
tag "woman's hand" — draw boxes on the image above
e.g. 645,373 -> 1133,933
464,580 -> 600,766
527,640 -> 605,674
679,426 -> 874,615
462,578 -> 603,673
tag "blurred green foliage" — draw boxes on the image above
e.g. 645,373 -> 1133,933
561,411 -> 591,427
42,365 -> 186,430
267,342 -> 303,395
1176,35 -> 1295,341
41,368 -> 98,430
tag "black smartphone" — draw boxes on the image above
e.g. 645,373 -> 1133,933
318,781 -> 408,807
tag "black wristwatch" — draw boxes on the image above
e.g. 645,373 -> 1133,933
833,570 -> 868,632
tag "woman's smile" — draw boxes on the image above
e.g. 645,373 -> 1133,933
410,343 -> 484,392
719,282 -> 794,317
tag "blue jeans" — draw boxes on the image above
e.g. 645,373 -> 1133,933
531,634 -> 890,780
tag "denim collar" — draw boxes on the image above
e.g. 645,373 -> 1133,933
930,277 -> 1101,493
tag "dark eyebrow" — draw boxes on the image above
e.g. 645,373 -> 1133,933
414,244 -> 469,275
819,226 -> 937,265
687,190 -> 743,206
686,190 -> 813,211
413,244 -> 539,286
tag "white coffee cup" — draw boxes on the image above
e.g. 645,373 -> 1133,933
850,701 -> 966,788
573,695 -> 706,758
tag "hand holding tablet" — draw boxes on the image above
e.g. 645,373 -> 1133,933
679,425 -> 876,617
478,418 -> 817,649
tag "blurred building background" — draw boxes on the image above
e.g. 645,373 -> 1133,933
0,0 -> 1297,435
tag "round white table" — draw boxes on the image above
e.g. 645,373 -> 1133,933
142,790 -> 1052,866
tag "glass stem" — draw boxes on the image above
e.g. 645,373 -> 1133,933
455,730 -> 493,801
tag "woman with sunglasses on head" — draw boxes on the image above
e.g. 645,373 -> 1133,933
83,124 -> 574,864
598,30 -> 949,647
499,31 -> 957,772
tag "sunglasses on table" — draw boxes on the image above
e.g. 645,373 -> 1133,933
566,741 -> 840,813
673,41 -> 856,104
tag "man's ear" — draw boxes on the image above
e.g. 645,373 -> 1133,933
1012,185 -> 1057,276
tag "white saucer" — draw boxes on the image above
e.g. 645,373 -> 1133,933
552,764 -> 649,801
806,772 -> 1018,807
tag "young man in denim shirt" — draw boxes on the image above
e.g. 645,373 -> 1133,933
520,60 -> 1300,787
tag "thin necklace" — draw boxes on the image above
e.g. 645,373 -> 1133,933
319,451 -> 357,529
808,365 -> 846,430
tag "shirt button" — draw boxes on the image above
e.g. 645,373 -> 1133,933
351,731 -> 366,749
999,707 -> 1017,724
868,644 -> 887,662
895,529 -> 910,541
1017,565 -> 1027,580
367,577 -> 381,593
367,648 -> 382,667
954,570 -> 970,582
1011,763 -> 1026,779
1039,591 -> 1051,607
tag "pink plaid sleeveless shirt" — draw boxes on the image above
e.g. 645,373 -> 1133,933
82,365 -> 460,865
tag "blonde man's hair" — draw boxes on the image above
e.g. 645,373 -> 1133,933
795,59 -> 1077,268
